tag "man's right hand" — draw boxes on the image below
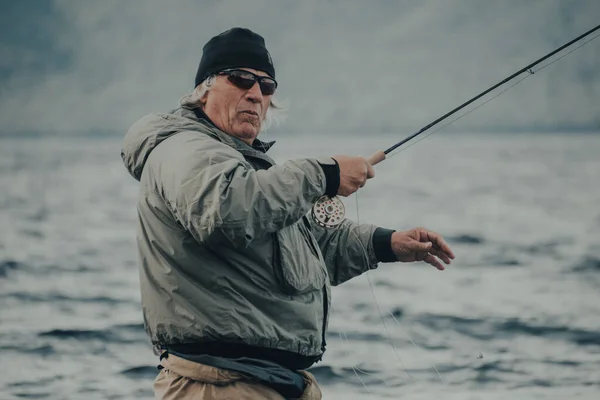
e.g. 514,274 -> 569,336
332,155 -> 375,197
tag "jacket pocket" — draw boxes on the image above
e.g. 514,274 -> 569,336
273,221 -> 327,295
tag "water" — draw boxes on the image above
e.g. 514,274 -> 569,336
1,132 -> 599,399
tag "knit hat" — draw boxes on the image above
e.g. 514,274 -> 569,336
194,27 -> 275,87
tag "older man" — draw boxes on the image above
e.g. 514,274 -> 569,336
121,27 -> 455,400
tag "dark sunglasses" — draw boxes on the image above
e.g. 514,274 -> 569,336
218,69 -> 278,96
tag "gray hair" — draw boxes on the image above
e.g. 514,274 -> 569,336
179,74 -> 287,132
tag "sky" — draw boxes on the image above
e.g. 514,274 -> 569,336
0,0 -> 598,137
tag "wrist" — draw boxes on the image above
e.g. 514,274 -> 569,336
373,227 -> 397,262
317,158 -> 340,197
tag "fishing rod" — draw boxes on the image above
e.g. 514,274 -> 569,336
312,23 -> 600,228
367,22 -> 600,165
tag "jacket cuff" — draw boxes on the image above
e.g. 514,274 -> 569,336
317,158 -> 340,197
373,227 -> 397,262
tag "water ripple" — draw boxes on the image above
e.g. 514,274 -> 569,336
0,259 -> 22,277
121,365 -> 158,380
3,344 -> 56,356
417,314 -> 600,346
572,256 -> 600,272
329,330 -> 387,342
511,378 -> 554,388
38,323 -> 145,344
4,292 -> 129,305
8,376 -> 63,389
309,365 -> 392,387
447,234 -> 485,244
13,392 -> 52,399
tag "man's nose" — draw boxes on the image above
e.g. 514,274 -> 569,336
244,82 -> 262,103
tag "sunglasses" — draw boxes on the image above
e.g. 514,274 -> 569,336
218,69 -> 278,96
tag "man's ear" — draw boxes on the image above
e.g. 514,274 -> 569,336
199,89 -> 208,106
199,76 -> 215,106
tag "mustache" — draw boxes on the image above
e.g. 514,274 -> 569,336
238,110 -> 259,117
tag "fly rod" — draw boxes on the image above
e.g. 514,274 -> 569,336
312,23 -> 600,228
367,23 -> 600,166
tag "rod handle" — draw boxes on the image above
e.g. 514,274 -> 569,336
368,151 -> 386,166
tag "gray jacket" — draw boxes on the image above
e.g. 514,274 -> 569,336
121,107 -> 380,362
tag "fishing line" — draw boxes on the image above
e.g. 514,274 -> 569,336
386,29 -> 600,160
334,316 -> 392,392
310,23 -> 600,230
331,24 -> 600,391
329,194 -> 432,390
318,193 -> 418,391
388,310 -> 445,384
371,23 -> 600,163
387,72 -> 531,159
349,195 -> 445,386
354,194 -> 415,382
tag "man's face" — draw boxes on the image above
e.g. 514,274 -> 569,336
200,68 -> 273,145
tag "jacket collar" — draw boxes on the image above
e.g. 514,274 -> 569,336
176,106 -> 277,164
182,107 -> 276,153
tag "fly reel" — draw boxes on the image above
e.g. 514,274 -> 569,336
311,195 -> 345,228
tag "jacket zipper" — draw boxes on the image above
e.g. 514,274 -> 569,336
321,286 -> 328,354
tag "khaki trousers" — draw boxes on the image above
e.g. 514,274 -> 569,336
154,353 -> 323,400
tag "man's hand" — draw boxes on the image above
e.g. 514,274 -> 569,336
391,227 -> 455,270
332,155 -> 375,197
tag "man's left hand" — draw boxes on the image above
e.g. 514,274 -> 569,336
391,228 -> 455,270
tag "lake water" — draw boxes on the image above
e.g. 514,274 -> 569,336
1,132 -> 599,399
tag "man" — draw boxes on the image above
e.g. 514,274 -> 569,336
121,27 -> 455,400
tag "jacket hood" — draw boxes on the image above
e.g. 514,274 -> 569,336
121,107 -> 276,181
121,108 -> 210,181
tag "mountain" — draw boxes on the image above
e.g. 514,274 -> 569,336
0,0 -> 598,136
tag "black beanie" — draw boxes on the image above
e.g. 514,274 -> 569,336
194,27 -> 275,87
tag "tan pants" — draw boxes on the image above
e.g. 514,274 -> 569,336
154,353 -> 322,400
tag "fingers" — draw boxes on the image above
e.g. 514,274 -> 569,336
412,241 -> 433,252
358,159 -> 374,188
422,229 -> 455,260
366,162 -> 375,179
334,155 -> 375,195
394,229 -> 455,270
428,247 -> 452,265
410,239 -> 450,268
423,254 -> 445,271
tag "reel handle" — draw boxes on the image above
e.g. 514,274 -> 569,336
368,151 -> 386,166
